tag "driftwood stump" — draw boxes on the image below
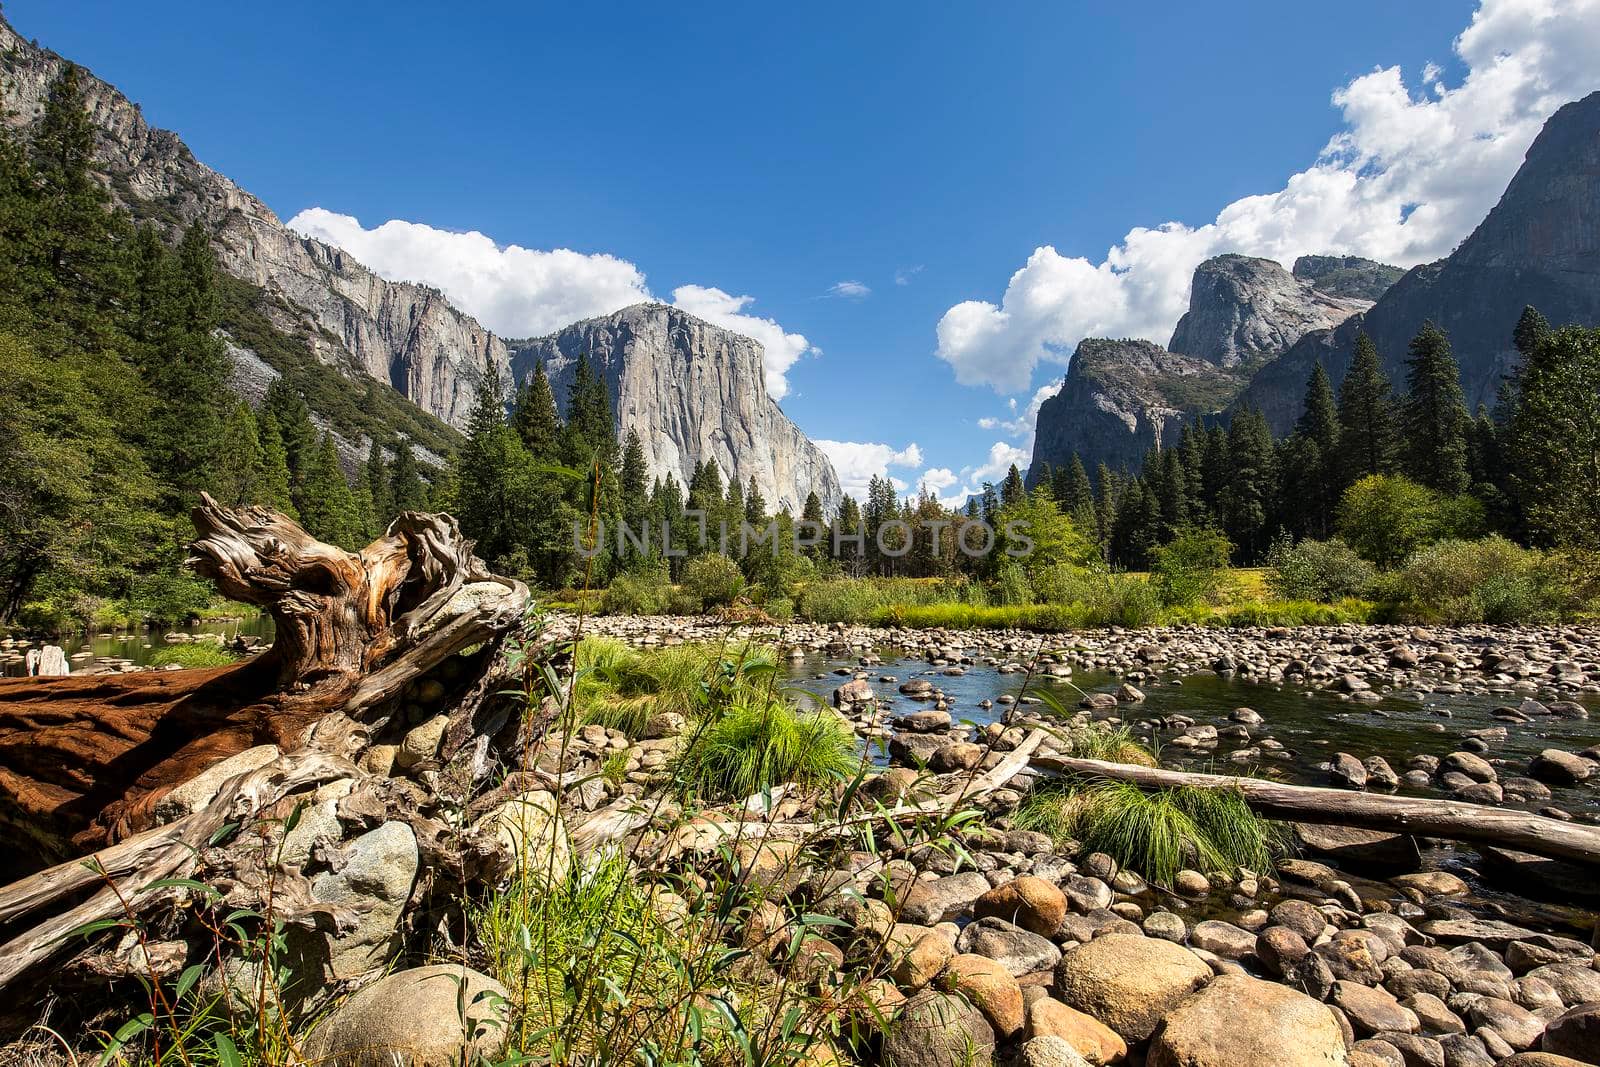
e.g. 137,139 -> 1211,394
0,495 -> 529,862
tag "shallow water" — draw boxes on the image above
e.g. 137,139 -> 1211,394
780,646 -> 1600,820
0,614 -> 276,677
785,645 -> 1600,934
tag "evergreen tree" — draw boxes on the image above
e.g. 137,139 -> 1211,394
213,402 -> 262,507
455,359 -> 535,568
511,360 -> 562,460
1093,463 -> 1117,555
1400,321 -> 1471,494
744,477 -> 767,527
1289,361 -> 1342,538
1109,478 -> 1158,569
389,440 -> 428,512
299,433 -> 361,547
1000,464 -> 1026,508
1336,333 -> 1397,483
1220,408 -> 1276,561
800,491 -> 827,561
264,379 -> 317,492
1509,324 -> 1600,546
365,440 -> 391,529
1513,305 -> 1551,363
619,429 -> 649,527
255,410 -> 297,518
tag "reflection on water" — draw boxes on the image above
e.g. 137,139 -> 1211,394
0,614 -> 277,677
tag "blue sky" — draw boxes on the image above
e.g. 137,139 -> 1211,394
11,0 -> 1598,501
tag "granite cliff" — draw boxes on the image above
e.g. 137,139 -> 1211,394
511,306 -> 841,514
1167,254 -> 1374,368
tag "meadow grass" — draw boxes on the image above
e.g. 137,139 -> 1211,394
671,696 -> 859,800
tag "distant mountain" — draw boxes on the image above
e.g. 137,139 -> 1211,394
1027,338 -> 1244,481
1026,250 -> 1392,482
1237,91 -> 1600,434
1167,254 -> 1375,369
511,305 -> 841,514
0,12 -> 840,507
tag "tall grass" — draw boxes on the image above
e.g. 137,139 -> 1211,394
671,698 -> 858,800
1015,780 -> 1285,885
574,637 -> 777,738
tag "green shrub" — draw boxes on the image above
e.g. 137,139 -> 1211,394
671,698 -> 858,799
1265,536 -> 1376,601
1390,537 -> 1565,624
1081,573 -> 1161,627
148,643 -> 241,669
1337,474 -> 1483,567
991,561 -> 1034,606
763,596 -> 795,621
682,553 -> 745,609
601,568 -> 670,615
1150,526 -> 1232,607
1030,562 -> 1097,605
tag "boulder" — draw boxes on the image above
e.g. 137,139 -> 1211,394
957,916 -> 1062,976
888,924 -> 954,990
1018,1036 -> 1092,1067
1540,1002 -> 1600,1062
975,876 -> 1068,937
899,871 -> 991,925
1529,749 -> 1592,784
1026,997 -> 1127,1066
1296,824 -> 1419,870
882,989 -> 996,1067
154,745 -> 281,820
1053,933 -> 1212,1043
302,965 -> 510,1067
1333,981 -> 1420,1035
1146,973 -> 1347,1067
939,954 -> 1025,1039
1189,920 -> 1256,961
305,820 -> 418,980
1464,996 -> 1545,1050
476,789 -> 571,886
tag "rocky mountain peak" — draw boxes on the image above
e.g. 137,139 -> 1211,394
1167,254 -> 1374,368
510,304 -> 841,515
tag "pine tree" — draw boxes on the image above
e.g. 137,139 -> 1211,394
744,477 -> 767,527
264,379 -> 317,492
564,354 -> 616,466
1063,453 -> 1096,530
511,360 -> 562,460
619,429 -> 649,527
801,491 -> 827,561
365,440 -> 391,529
1220,408 -> 1276,561
1109,478 -> 1158,569
1290,361 -> 1342,538
1513,305 -> 1551,363
255,410 -> 297,518
1400,321 -> 1471,494
299,433 -> 361,547
1336,333 -> 1397,483
389,440 -> 428,513
455,359 -> 534,568
1154,447 -> 1189,540
214,402 -> 263,507
1509,325 -> 1600,546
1000,464 -> 1026,508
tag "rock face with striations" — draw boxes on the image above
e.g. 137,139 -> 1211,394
1291,255 -> 1405,302
1167,254 -> 1375,369
1237,90 -> 1600,433
0,13 -> 841,511
511,306 -> 841,515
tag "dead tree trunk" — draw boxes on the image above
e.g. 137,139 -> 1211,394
1032,754 -> 1600,867
0,495 -> 529,860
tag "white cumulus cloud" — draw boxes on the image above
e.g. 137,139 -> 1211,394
815,440 -> 924,499
935,0 -> 1600,393
285,210 -> 816,399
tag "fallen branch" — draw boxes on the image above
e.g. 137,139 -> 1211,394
1032,754 -> 1600,868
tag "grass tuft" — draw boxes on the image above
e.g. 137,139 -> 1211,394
671,698 -> 858,800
